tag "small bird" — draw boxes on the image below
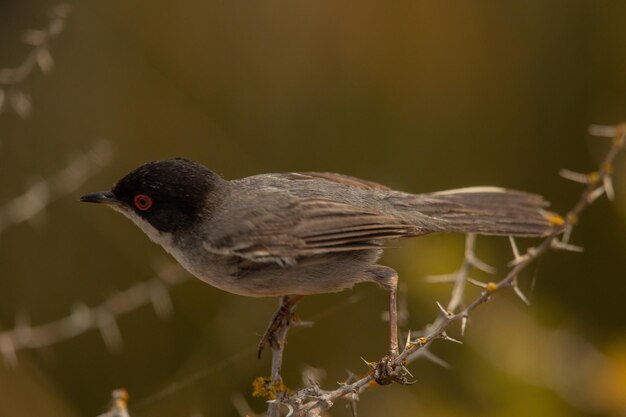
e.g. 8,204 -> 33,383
81,158 -> 554,384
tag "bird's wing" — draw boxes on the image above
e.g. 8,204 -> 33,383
283,172 -> 391,191
202,180 -> 417,266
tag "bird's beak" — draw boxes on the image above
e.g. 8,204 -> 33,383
80,191 -> 121,206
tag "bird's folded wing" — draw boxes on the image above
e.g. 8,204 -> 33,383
203,197 -> 417,265
284,172 -> 391,191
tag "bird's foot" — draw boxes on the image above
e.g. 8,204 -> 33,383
369,353 -> 416,386
257,301 -> 299,358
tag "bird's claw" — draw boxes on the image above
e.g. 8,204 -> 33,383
372,354 -> 416,386
257,304 -> 298,358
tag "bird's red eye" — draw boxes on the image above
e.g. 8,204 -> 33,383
134,194 -> 152,211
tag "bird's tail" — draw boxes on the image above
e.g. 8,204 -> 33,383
398,187 -> 558,237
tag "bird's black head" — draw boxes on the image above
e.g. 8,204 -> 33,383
81,158 -> 223,233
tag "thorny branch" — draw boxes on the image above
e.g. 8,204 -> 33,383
264,123 -> 625,417
0,4 -> 71,118
0,140 -> 113,234
0,261 -> 189,367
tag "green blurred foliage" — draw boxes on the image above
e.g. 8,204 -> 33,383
1,1 -> 625,416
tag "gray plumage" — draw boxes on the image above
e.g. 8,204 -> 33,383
81,159 -> 555,298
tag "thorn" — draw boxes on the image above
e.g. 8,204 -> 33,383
511,281 -> 531,306
9,90 -> 32,118
349,392 -> 359,417
603,176 -> 615,201
587,186 -> 605,203
424,273 -> 457,284
344,369 -> 358,384
561,225 -> 573,244
400,365 -> 414,378
464,234 -> 495,273
404,330 -> 413,351
507,236 -> 530,266
463,233 -> 478,255
150,282 -> 173,319
468,255 -> 497,275
421,348 -> 451,369
551,240 -> 584,253
302,365 -> 326,388
508,236 -> 521,260
266,401 -> 294,417
559,169 -> 589,184
530,264 -> 540,296
467,278 -> 488,288
507,255 -> 529,267
588,124 -> 616,138
436,301 -> 451,318
97,312 -> 124,353
440,332 -> 463,344
360,357 -> 376,370
36,48 -> 54,74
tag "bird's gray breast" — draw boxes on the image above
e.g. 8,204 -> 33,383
170,233 -> 383,297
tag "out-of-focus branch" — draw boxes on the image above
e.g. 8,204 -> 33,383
0,262 -> 189,367
0,4 -> 71,118
0,140 -> 113,234
271,123 -> 625,416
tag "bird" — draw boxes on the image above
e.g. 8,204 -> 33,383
80,158 -> 555,384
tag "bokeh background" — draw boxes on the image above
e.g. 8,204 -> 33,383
1,1 -> 626,416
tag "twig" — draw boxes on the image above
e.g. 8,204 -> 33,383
0,4 -> 71,118
270,122 -> 625,416
0,261 -> 189,367
0,140 -> 113,234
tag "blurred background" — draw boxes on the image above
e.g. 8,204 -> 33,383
1,1 -> 625,416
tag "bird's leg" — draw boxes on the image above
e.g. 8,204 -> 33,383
369,267 -> 414,385
257,295 -> 304,359
387,276 -> 400,357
